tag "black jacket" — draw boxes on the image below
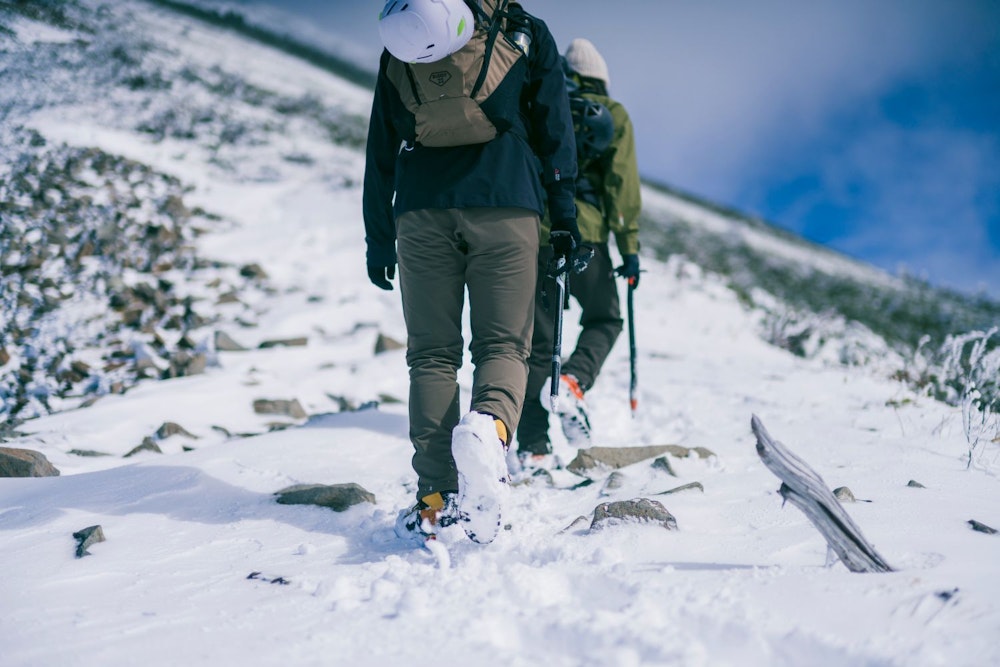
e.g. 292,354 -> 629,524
362,12 -> 577,268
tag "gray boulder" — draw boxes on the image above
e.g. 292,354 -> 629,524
0,447 -> 60,477
259,337 -> 308,349
124,437 -> 162,458
567,444 -> 715,475
833,486 -> 856,502
651,456 -> 677,477
599,471 -> 627,496
215,331 -> 248,351
968,519 -> 997,535
156,422 -> 198,440
374,333 -> 405,354
73,525 -> 106,558
253,398 -> 308,420
590,498 -> 678,531
275,483 -> 376,512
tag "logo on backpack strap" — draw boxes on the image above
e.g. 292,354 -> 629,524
429,71 -> 452,87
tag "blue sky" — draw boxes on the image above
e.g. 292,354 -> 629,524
242,0 -> 1000,299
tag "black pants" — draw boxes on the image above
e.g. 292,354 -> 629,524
517,243 -> 623,454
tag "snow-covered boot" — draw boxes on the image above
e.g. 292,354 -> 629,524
452,411 -> 510,544
544,374 -> 592,447
394,491 -> 458,543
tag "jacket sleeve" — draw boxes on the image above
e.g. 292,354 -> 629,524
604,101 -> 642,256
362,50 -> 402,268
523,17 -> 577,225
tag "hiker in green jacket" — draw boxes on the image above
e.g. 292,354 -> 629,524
364,0 -> 581,543
516,37 -> 642,469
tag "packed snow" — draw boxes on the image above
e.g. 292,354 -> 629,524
1,2 -> 999,666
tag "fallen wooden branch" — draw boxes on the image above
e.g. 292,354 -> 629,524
752,414 -> 894,573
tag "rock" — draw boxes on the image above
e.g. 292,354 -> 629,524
259,337 -> 308,349
907,480 -> 926,489
274,483 -> 376,512
0,347 -> 10,367
651,456 -> 677,477
968,519 -> 997,535
124,437 -> 163,457
561,515 -> 591,533
253,398 -> 308,420
0,447 -> 60,477
155,422 -> 198,440
168,351 -> 207,377
567,444 -> 715,475
654,482 -> 704,496
326,394 -> 357,412
216,292 -> 242,305
239,263 -> 269,280
591,498 -> 678,531
528,468 -> 555,487
374,333 -> 405,354
79,395 -> 102,409
599,471 -> 627,496
833,486 -> 856,502
73,525 -> 105,558
68,449 -> 112,457
215,331 -> 248,351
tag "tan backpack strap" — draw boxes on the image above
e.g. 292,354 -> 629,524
403,64 -> 423,105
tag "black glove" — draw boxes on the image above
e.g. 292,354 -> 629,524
615,254 -> 640,288
367,264 -> 395,291
548,230 -> 575,263
549,217 -> 581,255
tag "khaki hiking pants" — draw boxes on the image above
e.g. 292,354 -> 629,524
517,242 -> 623,455
396,207 -> 539,500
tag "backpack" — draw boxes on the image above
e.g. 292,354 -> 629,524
386,1 -> 531,148
569,92 -> 614,163
563,74 -> 614,211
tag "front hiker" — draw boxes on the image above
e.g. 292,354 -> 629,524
363,0 -> 579,543
516,37 -> 642,470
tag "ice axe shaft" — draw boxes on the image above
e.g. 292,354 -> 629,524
627,277 -> 637,415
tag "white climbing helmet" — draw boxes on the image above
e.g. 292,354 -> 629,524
378,0 -> 474,63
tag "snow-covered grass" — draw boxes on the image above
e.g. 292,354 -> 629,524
2,2 -> 999,665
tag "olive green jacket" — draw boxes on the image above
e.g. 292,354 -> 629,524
542,91 -> 641,256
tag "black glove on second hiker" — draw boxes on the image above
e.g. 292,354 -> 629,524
367,264 -> 395,291
615,254 -> 640,288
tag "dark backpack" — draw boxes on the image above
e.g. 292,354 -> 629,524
569,92 -> 614,163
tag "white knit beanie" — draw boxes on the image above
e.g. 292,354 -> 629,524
564,38 -> 609,88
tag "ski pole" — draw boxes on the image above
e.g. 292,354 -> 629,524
549,252 -> 568,413
627,276 -> 638,416
547,234 -> 591,412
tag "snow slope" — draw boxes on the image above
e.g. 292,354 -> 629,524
2,2 -> 999,666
